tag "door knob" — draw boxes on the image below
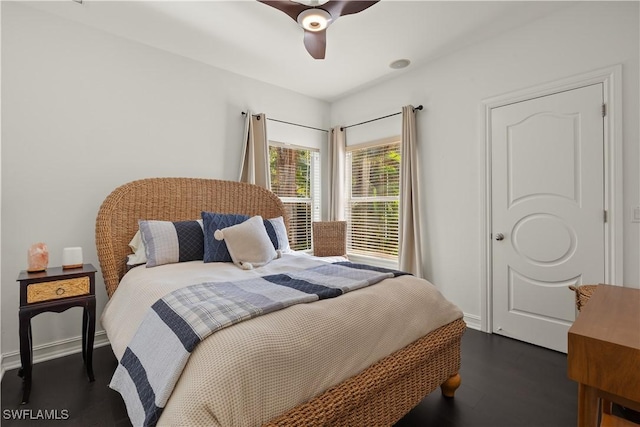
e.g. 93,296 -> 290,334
495,233 -> 505,241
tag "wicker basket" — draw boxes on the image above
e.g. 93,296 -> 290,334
569,284 -> 600,311
312,221 -> 347,257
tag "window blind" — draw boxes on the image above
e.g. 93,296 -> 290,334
269,143 -> 320,251
346,139 -> 401,259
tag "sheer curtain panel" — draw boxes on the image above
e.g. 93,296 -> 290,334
399,105 -> 423,277
239,112 -> 270,189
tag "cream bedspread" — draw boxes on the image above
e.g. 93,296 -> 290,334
101,253 -> 463,427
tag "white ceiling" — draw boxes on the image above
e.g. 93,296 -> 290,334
26,1 -> 572,102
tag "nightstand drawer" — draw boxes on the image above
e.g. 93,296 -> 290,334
26,277 -> 90,303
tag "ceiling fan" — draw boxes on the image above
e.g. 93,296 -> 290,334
258,0 -> 379,59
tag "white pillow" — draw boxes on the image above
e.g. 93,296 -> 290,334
214,215 -> 280,270
127,230 -> 148,266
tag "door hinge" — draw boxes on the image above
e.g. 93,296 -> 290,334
604,210 -> 608,223
602,104 -> 606,117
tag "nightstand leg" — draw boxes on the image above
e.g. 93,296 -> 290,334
18,312 -> 32,404
82,307 -> 88,363
84,299 -> 96,382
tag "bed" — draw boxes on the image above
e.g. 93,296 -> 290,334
95,177 -> 466,427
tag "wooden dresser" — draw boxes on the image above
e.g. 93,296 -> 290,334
568,284 -> 640,427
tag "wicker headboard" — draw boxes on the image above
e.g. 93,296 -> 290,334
95,178 -> 287,298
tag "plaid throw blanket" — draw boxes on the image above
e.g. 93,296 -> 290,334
110,262 -> 408,427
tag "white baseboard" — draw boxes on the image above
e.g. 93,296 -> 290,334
0,331 -> 110,380
463,313 -> 482,331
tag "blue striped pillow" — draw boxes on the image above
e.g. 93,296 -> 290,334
263,216 -> 290,252
138,219 -> 204,267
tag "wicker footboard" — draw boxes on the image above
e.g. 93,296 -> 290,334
264,317 -> 466,427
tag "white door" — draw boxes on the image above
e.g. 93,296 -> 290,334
491,84 -> 605,353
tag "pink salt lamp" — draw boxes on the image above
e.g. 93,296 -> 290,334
27,243 -> 49,272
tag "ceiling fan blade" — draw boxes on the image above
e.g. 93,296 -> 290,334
303,29 -> 326,59
258,0 -> 308,21
322,0 -> 379,18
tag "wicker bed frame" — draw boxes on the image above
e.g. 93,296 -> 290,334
95,177 -> 465,426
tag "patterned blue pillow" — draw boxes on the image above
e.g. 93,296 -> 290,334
202,212 -> 249,262
138,219 -> 204,267
263,216 -> 290,252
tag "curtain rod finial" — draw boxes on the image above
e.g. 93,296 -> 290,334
416,105 -> 423,111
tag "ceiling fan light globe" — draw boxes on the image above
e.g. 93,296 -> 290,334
297,8 -> 332,32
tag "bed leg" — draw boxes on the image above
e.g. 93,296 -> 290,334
440,373 -> 461,398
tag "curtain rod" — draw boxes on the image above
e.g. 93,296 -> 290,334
340,105 -> 423,131
241,112 -> 328,133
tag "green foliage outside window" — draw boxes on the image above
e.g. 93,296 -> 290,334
349,143 -> 400,258
270,145 -> 313,251
270,146 -> 311,198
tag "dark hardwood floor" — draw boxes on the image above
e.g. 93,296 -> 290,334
0,328 -> 611,426
1,344 -> 128,427
396,329 -> 577,427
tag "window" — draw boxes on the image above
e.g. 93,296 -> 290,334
269,142 -> 320,251
346,138 -> 400,260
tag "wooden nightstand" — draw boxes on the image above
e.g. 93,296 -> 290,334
16,263 -> 97,404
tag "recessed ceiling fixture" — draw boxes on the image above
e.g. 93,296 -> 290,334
389,59 -> 411,69
259,1 -> 379,60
